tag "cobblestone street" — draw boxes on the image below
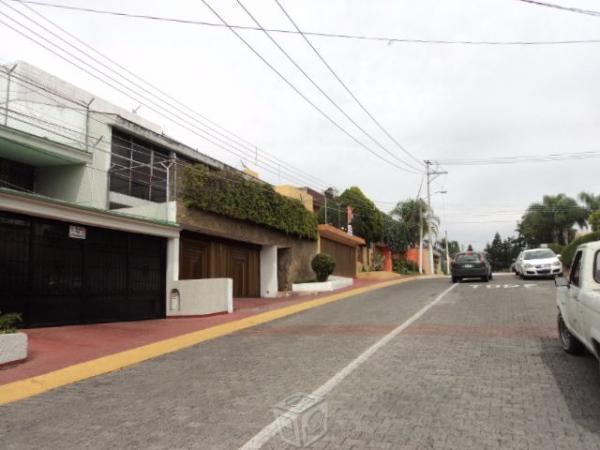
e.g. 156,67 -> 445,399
2,276 -> 599,449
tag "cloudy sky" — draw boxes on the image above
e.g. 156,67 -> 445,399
2,0 -> 600,249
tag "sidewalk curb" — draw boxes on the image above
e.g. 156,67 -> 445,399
0,275 -> 436,405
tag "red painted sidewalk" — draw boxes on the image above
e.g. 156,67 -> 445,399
0,278 -> 390,386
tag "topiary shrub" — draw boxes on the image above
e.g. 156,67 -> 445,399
311,253 -> 336,282
0,311 -> 21,334
561,231 -> 600,268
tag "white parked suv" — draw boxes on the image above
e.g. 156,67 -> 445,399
515,248 -> 562,279
556,241 -> 600,365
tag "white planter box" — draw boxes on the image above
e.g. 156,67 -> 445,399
0,332 -> 28,365
292,276 -> 353,293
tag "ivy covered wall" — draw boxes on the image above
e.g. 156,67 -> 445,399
181,165 -> 318,240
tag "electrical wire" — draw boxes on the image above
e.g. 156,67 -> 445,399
198,0 -> 420,175
515,0 -> 600,17
433,151 -> 600,166
0,12 -> 332,191
0,2 -> 333,191
235,0 -> 421,173
6,0 -> 600,45
273,0 -> 423,169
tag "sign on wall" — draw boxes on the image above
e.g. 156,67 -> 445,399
68,225 -> 87,239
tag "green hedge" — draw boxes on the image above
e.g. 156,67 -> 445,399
182,165 -> 318,240
561,231 -> 600,268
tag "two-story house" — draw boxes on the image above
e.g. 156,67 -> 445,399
0,61 -> 317,327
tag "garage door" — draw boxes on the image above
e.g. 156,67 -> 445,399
0,211 -> 166,327
180,232 -> 260,298
320,237 -> 357,278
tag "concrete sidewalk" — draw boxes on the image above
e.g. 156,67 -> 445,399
0,277 -> 412,387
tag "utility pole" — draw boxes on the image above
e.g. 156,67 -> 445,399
445,230 -> 450,275
425,161 -> 447,275
418,201 -> 423,274
324,194 -> 328,224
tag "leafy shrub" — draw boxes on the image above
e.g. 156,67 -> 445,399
561,231 -> 600,268
311,253 -> 336,282
393,259 -> 419,275
372,253 -> 384,271
182,165 -> 318,240
0,311 -> 21,334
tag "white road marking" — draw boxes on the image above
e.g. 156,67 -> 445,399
240,283 -> 459,450
470,284 -> 537,289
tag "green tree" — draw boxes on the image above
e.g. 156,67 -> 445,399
485,233 -> 505,271
589,210 -> 600,232
390,199 -> 438,246
338,187 -> 384,244
437,238 -> 460,257
382,214 -> 408,252
579,192 -> 600,214
518,194 -> 587,246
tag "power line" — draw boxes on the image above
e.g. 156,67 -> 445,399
0,2 -> 333,192
6,0 -> 600,45
198,0 -> 419,175
433,151 -> 600,166
515,0 -> 600,17
235,0 -> 420,173
12,0 -> 332,191
0,6 -> 333,191
272,0 -> 423,169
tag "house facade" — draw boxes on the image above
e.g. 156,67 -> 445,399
0,61 -> 317,327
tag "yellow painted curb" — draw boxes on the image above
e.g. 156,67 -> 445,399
0,275 -> 428,405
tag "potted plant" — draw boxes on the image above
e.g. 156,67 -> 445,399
0,311 -> 27,366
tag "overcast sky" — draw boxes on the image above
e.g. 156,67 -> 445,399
2,0 -> 600,249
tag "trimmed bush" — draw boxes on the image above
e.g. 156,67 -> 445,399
311,253 -> 336,282
182,165 -> 318,240
561,231 -> 600,268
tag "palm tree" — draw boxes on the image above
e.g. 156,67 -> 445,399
390,199 -> 439,246
521,194 -> 587,245
579,192 -> 600,214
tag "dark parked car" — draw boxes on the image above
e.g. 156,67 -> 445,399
451,252 -> 492,283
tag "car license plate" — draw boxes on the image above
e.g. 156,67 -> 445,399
464,264 -> 473,268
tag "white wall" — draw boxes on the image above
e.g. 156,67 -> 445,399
167,278 -> 233,316
260,245 -> 278,298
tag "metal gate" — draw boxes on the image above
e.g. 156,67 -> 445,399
0,211 -> 166,327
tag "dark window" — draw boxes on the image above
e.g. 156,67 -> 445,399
0,157 -> 34,192
594,251 -> 600,284
570,250 -> 583,287
109,129 -> 171,202
455,253 -> 482,263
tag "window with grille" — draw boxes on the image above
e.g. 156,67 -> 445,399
110,129 -> 170,202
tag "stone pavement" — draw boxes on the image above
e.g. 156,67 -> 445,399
2,276 -> 600,449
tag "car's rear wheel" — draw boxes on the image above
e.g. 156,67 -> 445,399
451,276 -> 459,283
558,312 -> 583,354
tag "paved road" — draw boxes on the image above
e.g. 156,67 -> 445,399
2,276 -> 600,449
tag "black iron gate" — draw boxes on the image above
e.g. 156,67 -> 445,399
0,211 -> 166,327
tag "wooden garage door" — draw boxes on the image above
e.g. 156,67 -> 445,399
180,232 -> 260,298
320,238 -> 356,278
